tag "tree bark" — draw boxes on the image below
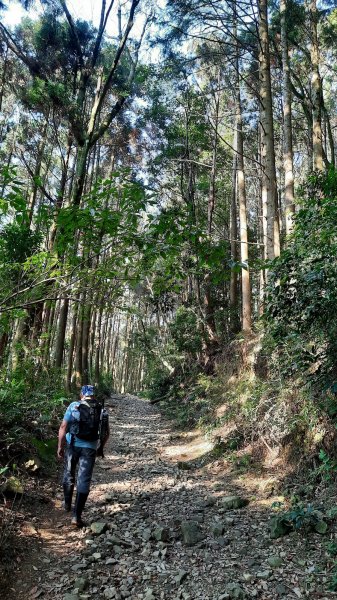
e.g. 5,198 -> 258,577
323,104 -> 335,168
235,52 -> 252,332
11,316 -> 26,372
27,113 -> 50,225
0,331 -> 9,367
82,304 -> 92,384
66,299 -> 79,391
0,44 -> 8,113
74,294 -> 85,386
259,0 -> 280,261
309,0 -> 324,171
229,141 -> 240,334
204,75 -> 220,344
280,0 -> 295,234
94,306 -> 104,383
54,298 -> 69,368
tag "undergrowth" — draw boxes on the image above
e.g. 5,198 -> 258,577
0,362 -> 113,472
151,333 -> 337,489
146,172 -> 337,485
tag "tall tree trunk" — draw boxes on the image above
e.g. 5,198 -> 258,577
204,77 -> 220,344
82,305 -> 92,384
280,0 -> 295,234
259,0 -> 280,261
229,130 -> 240,333
100,315 -> 109,378
310,0 -> 324,171
43,302 -> 56,366
89,309 -> 97,378
66,300 -> 79,392
74,293 -> 85,386
0,44 -> 8,113
323,105 -> 335,168
235,50 -> 252,332
49,133 -> 73,249
11,316 -> 26,372
30,302 -> 44,342
257,126 -> 265,315
120,313 -> 131,393
0,331 -> 9,367
54,298 -> 69,368
27,114 -> 50,225
40,302 -> 52,365
110,316 -> 121,388
94,306 -> 104,383
107,317 -> 115,376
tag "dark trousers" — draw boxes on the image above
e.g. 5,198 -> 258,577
63,445 -> 96,494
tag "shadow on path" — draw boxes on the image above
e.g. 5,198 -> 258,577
2,395 -> 336,600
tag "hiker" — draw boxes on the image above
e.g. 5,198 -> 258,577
57,384 -> 109,527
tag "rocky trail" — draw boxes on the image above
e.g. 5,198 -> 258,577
2,395 -> 337,600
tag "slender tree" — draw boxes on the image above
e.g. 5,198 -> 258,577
280,0 -> 295,233
258,0 -> 280,261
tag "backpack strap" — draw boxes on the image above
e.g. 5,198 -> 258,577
70,402 -> 81,446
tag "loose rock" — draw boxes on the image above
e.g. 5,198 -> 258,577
180,520 -> 205,546
90,522 -> 108,535
219,496 -> 249,511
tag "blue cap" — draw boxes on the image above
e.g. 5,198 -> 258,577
81,385 -> 95,397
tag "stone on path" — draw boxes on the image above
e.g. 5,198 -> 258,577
199,495 -> 216,508
256,570 -> 271,580
267,555 -> 283,568
269,516 -> 292,539
103,587 -> 118,599
174,570 -> 189,585
73,577 -> 89,592
142,528 -> 152,541
90,521 -> 108,535
275,583 -> 287,596
219,496 -> 249,510
180,520 -> 205,545
225,582 -> 246,598
153,525 -> 170,542
210,521 -> 225,537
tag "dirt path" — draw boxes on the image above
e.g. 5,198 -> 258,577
3,395 -> 336,600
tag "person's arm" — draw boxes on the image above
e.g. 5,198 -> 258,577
57,419 -> 68,459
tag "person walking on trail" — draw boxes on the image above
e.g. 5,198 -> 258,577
57,384 -> 110,528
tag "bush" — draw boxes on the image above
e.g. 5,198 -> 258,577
169,306 -> 203,354
0,362 -> 71,463
265,169 -> 337,382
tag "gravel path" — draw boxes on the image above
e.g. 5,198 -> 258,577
3,395 -> 336,600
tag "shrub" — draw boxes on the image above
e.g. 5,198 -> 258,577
265,169 -> 337,382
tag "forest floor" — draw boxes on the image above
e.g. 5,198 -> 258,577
2,394 -> 337,600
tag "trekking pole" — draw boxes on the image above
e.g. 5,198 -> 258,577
96,397 -> 105,459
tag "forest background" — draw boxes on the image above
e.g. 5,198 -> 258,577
0,0 -> 337,480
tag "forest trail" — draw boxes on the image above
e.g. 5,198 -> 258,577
3,395 -> 335,600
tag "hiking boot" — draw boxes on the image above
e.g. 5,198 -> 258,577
71,516 -> 87,528
72,491 -> 88,528
63,484 -> 74,512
